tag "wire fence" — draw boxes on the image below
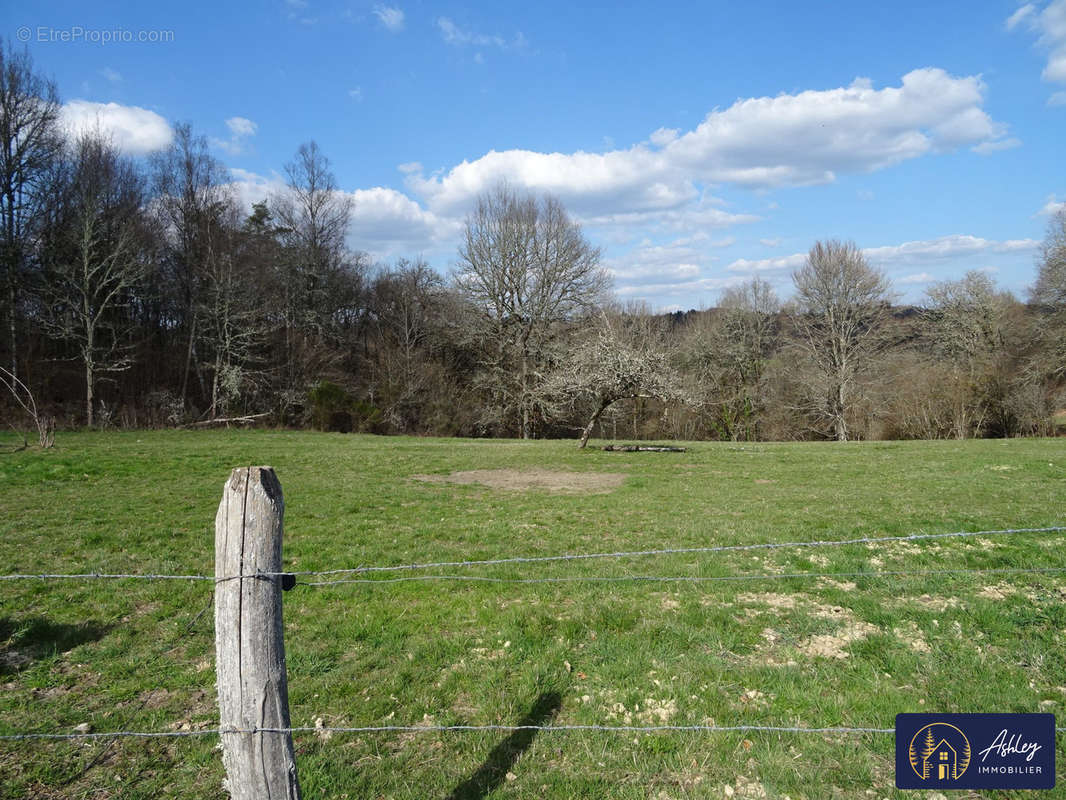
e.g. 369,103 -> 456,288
1,525 -> 1063,584
0,723 -> 899,741
4,722 -> 1065,743
300,565 -> 1066,586
2,523 -> 1064,746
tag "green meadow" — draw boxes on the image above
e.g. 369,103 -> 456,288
1,431 -> 1064,798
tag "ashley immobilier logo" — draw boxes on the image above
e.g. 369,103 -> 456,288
896,713 -> 1055,790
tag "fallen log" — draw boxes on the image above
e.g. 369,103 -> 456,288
186,412 -> 271,428
602,444 -> 687,452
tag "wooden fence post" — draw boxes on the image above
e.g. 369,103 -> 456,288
215,466 -> 301,799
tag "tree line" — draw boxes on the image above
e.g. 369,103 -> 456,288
2,42 -> 1064,443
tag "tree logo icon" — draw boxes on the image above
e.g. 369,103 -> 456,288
908,722 -> 972,781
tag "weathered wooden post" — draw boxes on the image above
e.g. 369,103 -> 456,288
215,466 -> 301,799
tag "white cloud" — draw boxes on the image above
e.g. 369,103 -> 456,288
404,68 -> 1013,227
100,67 -> 122,83
722,235 -> 1039,278
227,167 -> 285,211
436,17 -> 523,49
405,146 -> 686,217
972,137 -> 1022,154
60,100 -> 173,155
606,236 -> 717,285
1009,0 -> 1066,90
226,168 -> 456,259
1038,195 -> 1066,215
348,87 -> 363,102
225,116 -> 257,137
212,116 -> 258,156
899,272 -> 936,284
578,203 -> 759,235
726,253 -> 807,273
664,70 -> 1011,186
347,187 -> 459,254
1007,4 -> 1037,30
1048,90 -> 1066,105
373,4 -> 404,32
614,274 -> 744,299
863,234 -> 1039,263
760,237 -> 781,247
649,127 -> 679,146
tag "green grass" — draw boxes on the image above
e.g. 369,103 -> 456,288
1,431 -> 1064,798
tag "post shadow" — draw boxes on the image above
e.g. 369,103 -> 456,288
445,691 -> 563,800
0,616 -> 112,676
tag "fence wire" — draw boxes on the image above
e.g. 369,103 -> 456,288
3,526 -> 1065,747
0,723 -> 897,741
2,525 -> 1062,583
301,565 -> 1066,587
5,721 -> 1066,742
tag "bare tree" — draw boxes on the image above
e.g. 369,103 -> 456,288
0,365 -> 53,447
40,133 -> 149,426
542,313 -> 685,448
369,257 -> 443,431
272,141 -> 353,322
0,39 -> 62,378
1032,209 -> 1066,308
150,123 -> 231,409
684,278 -> 781,440
454,184 -> 609,438
270,141 -> 357,399
199,198 -> 268,420
1031,209 -> 1066,382
923,270 -> 1015,438
791,239 -> 892,441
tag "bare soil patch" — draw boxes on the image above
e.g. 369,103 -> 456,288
412,468 -> 626,493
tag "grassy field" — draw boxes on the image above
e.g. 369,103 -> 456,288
1,430 -> 1064,799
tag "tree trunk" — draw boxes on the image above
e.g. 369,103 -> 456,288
831,380 -> 847,441
520,351 -> 530,439
4,187 -> 17,379
181,310 -> 197,408
5,262 -> 14,380
579,399 -> 610,449
85,357 -> 94,428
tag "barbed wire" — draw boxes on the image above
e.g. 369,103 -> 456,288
5,721 -> 1065,742
301,565 -> 1066,587
2,526 -> 1062,583
0,723 -> 895,741
268,526 -> 1066,578
0,572 -> 215,582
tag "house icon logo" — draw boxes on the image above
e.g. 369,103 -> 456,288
908,722 -> 972,781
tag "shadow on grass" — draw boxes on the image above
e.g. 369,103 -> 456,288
0,616 -> 112,676
445,691 -> 563,800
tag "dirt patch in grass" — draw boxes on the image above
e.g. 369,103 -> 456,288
909,593 -> 963,612
977,582 -> 1018,599
736,593 -> 879,662
892,621 -> 931,653
412,468 -> 626,493
736,592 -> 801,610
799,606 -> 878,660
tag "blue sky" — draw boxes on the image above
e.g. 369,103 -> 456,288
9,0 -> 1066,309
